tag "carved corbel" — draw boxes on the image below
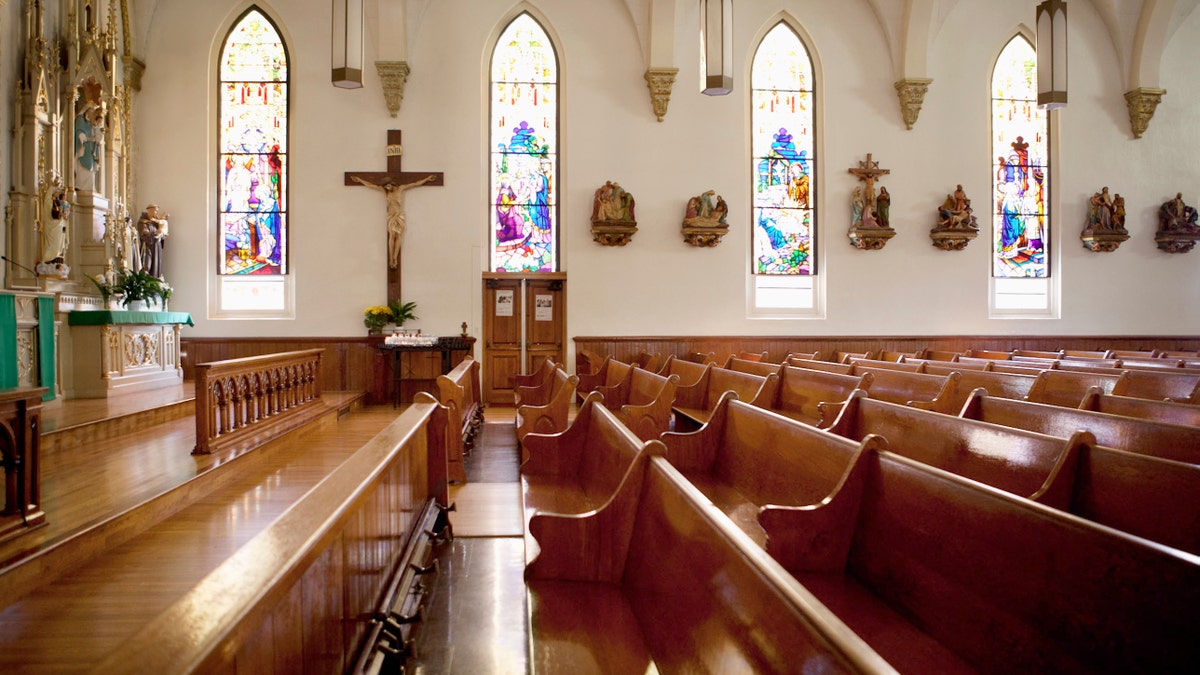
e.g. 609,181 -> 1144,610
375,61 -> 411,118
894,78 -> 933,131
644,68 -> 678,123
1125,88 -> 1166,139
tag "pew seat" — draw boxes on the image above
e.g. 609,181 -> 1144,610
515,367 -> 579,446
660,395 -> 881,547
768,364 -> 871,427
609,368 -> 679,441
521,394 -> 663,564
526,455 -> 896,674
672,366 -> 778,429
769,449 -> 1200,673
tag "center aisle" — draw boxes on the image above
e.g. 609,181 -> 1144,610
409,407 -> 530,674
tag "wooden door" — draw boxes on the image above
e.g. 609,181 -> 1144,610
482,277 -> 523,405
481,273 -> 567,406
525,277 -> 566,373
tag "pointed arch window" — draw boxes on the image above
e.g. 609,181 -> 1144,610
216,8 -> 290,314
990,35 -> 1053,315
489,13 -> 559,273
751,22 -> 816,312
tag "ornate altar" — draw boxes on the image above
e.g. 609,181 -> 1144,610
66,310 -> 191,398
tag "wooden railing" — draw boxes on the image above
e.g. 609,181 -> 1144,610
0,386 -> 48,543
94,394 -> 451,674
193,349 -> 324,455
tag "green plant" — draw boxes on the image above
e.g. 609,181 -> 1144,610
389,300 -> 418,326
113,268 -> 170,307
363,305 -> 393,332
88,274 -> 114,304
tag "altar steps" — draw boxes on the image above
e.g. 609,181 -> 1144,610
0,388 -> 390,672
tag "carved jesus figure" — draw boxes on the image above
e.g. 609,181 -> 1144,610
352,174 -> 436,268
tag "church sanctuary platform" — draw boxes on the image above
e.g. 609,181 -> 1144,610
0,384 -> 399,672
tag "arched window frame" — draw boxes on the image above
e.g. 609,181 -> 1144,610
487,11 -> 560,274
211,5 -> 293,319
748,18 -> 822,318
989,32 -> 1058,318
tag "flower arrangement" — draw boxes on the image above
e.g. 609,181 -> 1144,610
363,305 -> 393,333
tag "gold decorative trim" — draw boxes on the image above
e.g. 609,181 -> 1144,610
1125,88 -> 1166,140
644,68 -> 679,123
375,61 -> 411,118
894,78 -> 933,131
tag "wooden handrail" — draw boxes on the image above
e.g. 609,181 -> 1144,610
193,349 -> 324,455
94,394 -> 449,674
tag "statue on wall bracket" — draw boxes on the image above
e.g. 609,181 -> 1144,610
681,189 -> 730,247
1080,186 -> 1129,252
1155,192 -> 1200,253
930,184 -> 979,251
847,154 -> 895,250
590,180 -> 638,246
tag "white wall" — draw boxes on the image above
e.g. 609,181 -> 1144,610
130,0 -> 1200,339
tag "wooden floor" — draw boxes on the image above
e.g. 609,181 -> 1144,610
0,389 -> 536,673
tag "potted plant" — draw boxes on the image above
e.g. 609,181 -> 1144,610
113,268 -> 169,311
363,305 -> 393,334
389,300 -> 418,327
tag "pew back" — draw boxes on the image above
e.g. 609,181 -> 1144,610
723,355 -> 783,376
826,392 -> 1082,505
793,450 -> 1200,673
1079,389 -> 1200,426
914,367 -> 1037,413
852,367 -> 958,407
771,364 -> 871,427
1025,369 -> 1127,408
1113,368 -> 1200,403
615,369 -> 680,441
656,354 -> 711,387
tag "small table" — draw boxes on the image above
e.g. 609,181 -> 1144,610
378,336 -> 475,407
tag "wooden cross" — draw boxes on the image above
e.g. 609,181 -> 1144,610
345,130 -> 444,304
848,153 -> 890,208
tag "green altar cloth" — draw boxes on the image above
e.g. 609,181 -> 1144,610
68,310 -> 195,327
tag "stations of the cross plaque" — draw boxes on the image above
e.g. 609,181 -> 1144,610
345,130 -> 444,304
848,153 -> 890,212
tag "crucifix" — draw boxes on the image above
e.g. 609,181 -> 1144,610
345,130 -> 444,304
848,153 -> 890,212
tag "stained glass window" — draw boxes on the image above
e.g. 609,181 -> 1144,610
751,23 -> 815,276
992,36 -> 1049,278
219,8 -> 287,276
490,13 -> 558,273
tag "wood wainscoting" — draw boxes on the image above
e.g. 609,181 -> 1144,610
574,336 -> 1200,366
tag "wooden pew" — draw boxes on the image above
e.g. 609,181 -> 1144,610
915,365 -> 1037,414
957,391 -> 1200,551
765,448 -> 1200,673
1079,389 -> 1200,427
906,356 -> 989,370
575,349 -> 605,376
787,358 -> 855,375
660,395 -> 883,549
846,367 -> 959,409
521,394 -> 665,564
1012,348 -> 1063,359
513,356 -> 558,390
723,355 -> 782,376
735,350 -> 769,362
435,355 -> 483,484
516,367 -> 579,445
685,351 -> 717,364
672,367 -> 779,429
609,369 -> 680,441
1112,368 -> 1200,403
525,455 -> 897,674
826,391 -> 1084,505
785,350 -> 822,362
1025,369 -> 1127,408
847,357 -> 923,372
577,357 -> 634,399
921,349 -> 961,361
963,348 -> 1012,360
878,350 -> 919,362
633,350 -> 660,372
988,361 -> 1047,375
656,354 -> 711,387
768,364 -> 871,427
836,350 -> 874,364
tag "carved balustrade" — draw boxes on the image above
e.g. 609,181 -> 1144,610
193,349 -> 324,455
